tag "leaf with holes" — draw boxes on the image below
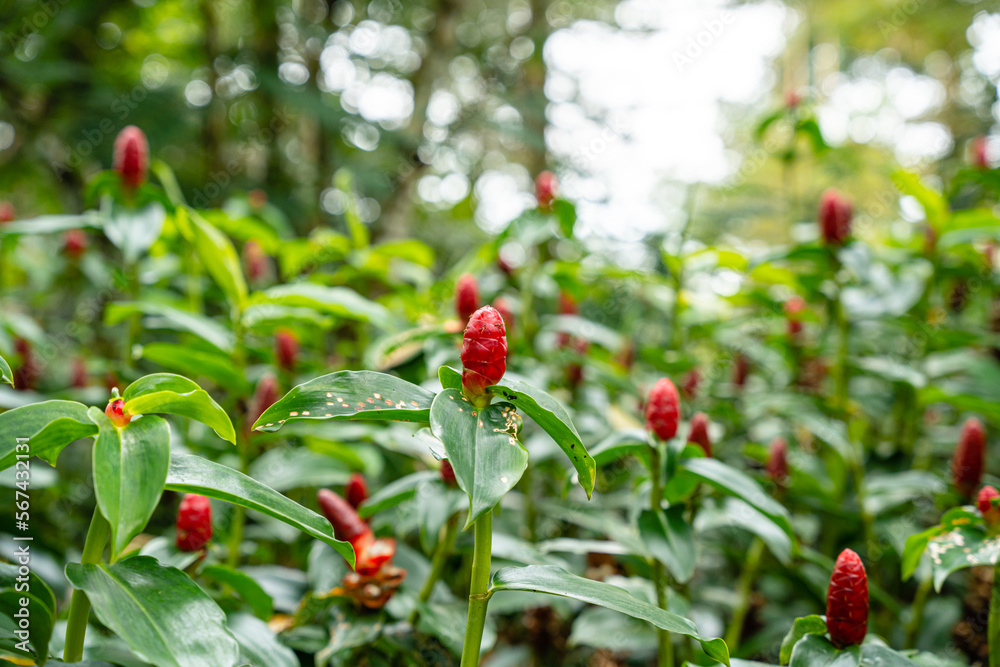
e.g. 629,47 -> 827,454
430,389 -> 528,527
123,373 -> 235,444
925,525 -> 998,591
0,400 -> 98,471
901,506 -> 983,582
487,378 -> 595,499
253,370 -> 435,432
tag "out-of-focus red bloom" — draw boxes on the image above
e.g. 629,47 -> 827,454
13,338 -> 39,391
923,224 -> 936,256
455,273 -> 480,323
440,460 -> 458,487
785,89 -> 802,109
818,188 -> 852,245
535,171 -> 558,210
687,412 -> 712,457
71,358 -> 89,389
105,397 -> 131,428
977,485 -> 1000,525
318,489 -> 397,577
0,202 -> 15,223
346,473 -> 369,509
681,368 -> 700,400
243,240 -> 269,284
63,229 -> 88,259
970,136 -> 990,169
176,494 -> 213,552
952,417 -> 986,497
566,337 -> 588,388
460,305 -> 507,398
248,189 -> 268,209
113,125 -> 149,190
826,549 -> 868,648
275,329 -> 299,372
785,296 -> 806,338
494,296 -> 515,333
247,374 -> 279,431
733,354 -> 750,388
645,378 -> 681,441
766,437 -> 789,485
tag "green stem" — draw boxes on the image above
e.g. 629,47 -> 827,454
990,559 -> 1000,667
226,429 -> 249,567
460,510 -> 493,667
648,442 -> 674,667
64,510 -> 111,663
409,514 -> 459,625
725,538 -> 764,653
834,291 -> 850,413
904,574 -> 932,649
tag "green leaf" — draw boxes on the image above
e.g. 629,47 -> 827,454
487,378 -> 596,499
780,615 -> 827,664
901,525 -> 940,581
248,447 -> 351,493
0,589 -> 54,665
250,283 -> 395,330
0,212 -> 104,236
788,633 -> 858,667
590,428 -> 650,467
0,563 -> 56,614
679,457 -> 794,539
227,612 -> 300,667
181,208 -> 248,313
0,355 -> 11,387
438,365 -> 462,391
91,410 -> 171,559
0,400 -> 98,471
638,506 -> 696,583
65,556 -> 241,667
892,171 -> 948,229
490,565 -> 729,665
123,373 -> 236,444
164,454 -> 355,567
697,497 -> 793,565
253,370 -> 435,432
105,302 -> 236,353
138,343 -> 248,393
357,470 -> 439,518
926,526 -> 998,591
104,201 -> 166,264
200,565 -> 274,620
859,644 -> 920,666
430,389 -> 528,527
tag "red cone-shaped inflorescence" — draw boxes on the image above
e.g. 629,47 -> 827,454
646,378 -> 681,441
952,417 -> 986,497
818,188 -> 852,246
826,548 -> 869,648
0,201 -> 15,223
978,485 -> 1000,524
681,368 -> 700,400
13,338 -> 38,391
275,329 -> 299,371
113,125 -> 149,190
71,358 -> 89,389
733,353 -> 750,388
176,494 -> 213,552
970,136 -> 989,169
318,489 -> 395,576
687,412 -> 712,457
243,240 -> 269,284
105,398 -> 131,428
494,296 -> 515,333
766,437 -> 789,485
460,305 -> 507,398
63,229 -> 88,259
785,295 -> 806,338
455,273 -> 480,323
536,171 -> 558,209
440,460 -> 457,487
247,373 -> 279,431
345,473 -> 368,509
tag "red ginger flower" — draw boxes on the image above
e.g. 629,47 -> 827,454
535,171 -> 558,209
785,295 -> 806,337
455,273 -> 480,323
687,412 -> 712,457
318,489 -> 395,576
243,240 -> 269,284
952,417 -> 986,497
113,125 -> 149,190
646,378 -> 681,441
176,494 -> 213,552
733,353 -> 750,388
71,358 -> 88,389
440,460 -> 457,487
681,368 -> 700,400
494,296 -> 515,332
826,548 -> 868,648
345,473 -> 368,509
978,485 -> 1000,524
818,188 -> 852,245
275,329 -> 299,371
247,374 -> 279,431
0,201 -> 14,223
64,229 -> 88,259
460,305 -> 507,399
105,397 -> 131,428
766,437 -> 789,485
970,136 -> 989,169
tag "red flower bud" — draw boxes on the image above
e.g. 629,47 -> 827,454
346,473 -> 368,509
687,412 -> 712,457
455,273 -> 480,323
952,417 -> 986,497
318,489 -> 394,576
558,291 -> 578,316
243,240 -> 269,284
460,305 -> 507,398
535,171 -> 558,209
818,188 -> 852,246
785,89 -> 802,109
105,398 -> 131,428
0,201 -> 15,223
248,189 -> 268,210
826,548 -> 868,648
12,338 -> 39,391
176,494 -> 213,552
71,358 -> 89,389
766,437 -> 789,485
247,374 -> 279,431
113,125 -> 149,190
275,329 -> 299,371
681,368 -> 700,400
494,296 -> 515,333
733,354 -> 750,388
566,337 -> 588,388
645,378 -> 681,441
977,485 -> 1000,524
785,296 -> 805,338
970,136 -> 990,170
63,229 -> 88,259
440,459 -> 457,487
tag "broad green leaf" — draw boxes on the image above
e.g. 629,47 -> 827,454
251,283 -> 395,330
248,447 -> 351,492
438,365 -> 462,391
0,563 -> 56,614
851,356 -> 926,389
488,378 -> 596,499
241,304 -> 333,332
639,506 -> 696,583
430,389 -> 528,527
91,410 -> 171,559
200,565 -> 273,620
780,615 -> 827,664
901,507 -> 985,583
227,612 -> 299,667
0,400 -> 98,471
105,302 -> 236,353
253,370 -> 435,432
164,453 -> 355,566
926,526 -> 998,591
892,171 -> 947,229
788,633 -> 858,667
66,556 -> 241,667
180,208 -> 248,313
0,589 -> 54,665
0,212 -> 104,236
358,470 -> 439,518
123,373 -> 235,444
679,457 -> 794,540
590,428 -> 650,467
862,471 -> 944,516
138,343 -> 247,392
696,497 -> 793,565
0,355 -> 11,387
490,565 -> 729,665
859,644 -> 920,666
104,201 -> 166,264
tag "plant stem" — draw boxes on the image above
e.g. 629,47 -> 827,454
648,442 -> 674,667
990,559 -> 1000,667
905,574 -> 932,649
460,510 -> 493,667
834,288 -> 850,414
64,509 -> 111,663
725,538 -> 764,653
409,514 -> 459,625
226,428 -> 249,567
